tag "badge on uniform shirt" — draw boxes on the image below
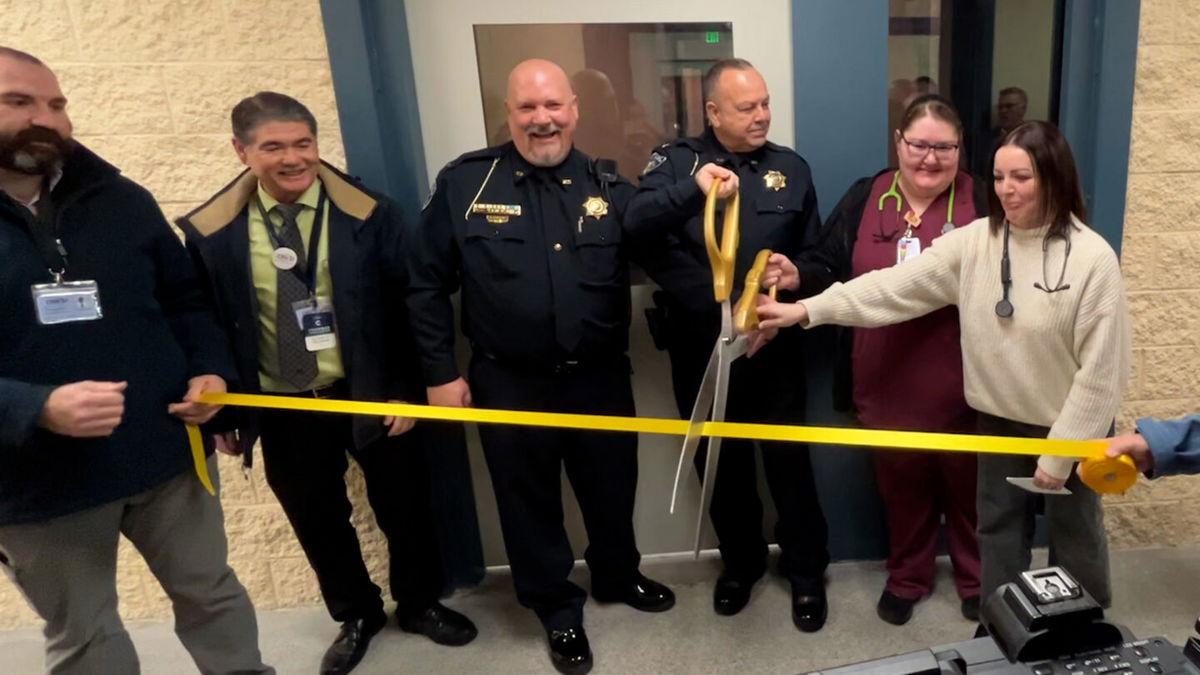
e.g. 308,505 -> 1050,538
31,279 -> 103,325
763,170 -> 787,191
582,196 -> 609,219
471,203 -> 522,217
292,296 -> 337,352
643,151 -> 667,176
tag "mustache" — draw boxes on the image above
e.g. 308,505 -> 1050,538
5,125 -> 70,152
527,123 -> 562,136
0,125 -> 72,175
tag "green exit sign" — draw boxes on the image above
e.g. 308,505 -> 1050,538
705,31 -> 720,44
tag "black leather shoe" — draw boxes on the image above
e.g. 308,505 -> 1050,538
876,590 -> 916,626
961,595 -> 981,622
397,602 -> 478,646
319,613 -> 387,675
547,626 -> 593,674
713,571 -> 761,616
791,578 -> 828,632
592,574 -> 675,612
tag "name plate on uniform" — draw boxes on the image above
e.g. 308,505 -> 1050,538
471,203 -> 522,217
31,280 -> 104,325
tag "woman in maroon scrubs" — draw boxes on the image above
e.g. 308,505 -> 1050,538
766,95 -> 985,625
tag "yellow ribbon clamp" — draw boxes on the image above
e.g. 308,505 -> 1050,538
186,424 -> 217,496
733,248 -> 777,334
196,393 -> 1132,495
704,178 -> 739,302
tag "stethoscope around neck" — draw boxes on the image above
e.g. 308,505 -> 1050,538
994,220 -> 1073,318
875,170 -> 957,242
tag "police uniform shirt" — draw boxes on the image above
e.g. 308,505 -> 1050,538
629,127 -> 828,314
407,142 -> 635,385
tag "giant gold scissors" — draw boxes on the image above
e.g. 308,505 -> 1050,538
669,178 -> 777,557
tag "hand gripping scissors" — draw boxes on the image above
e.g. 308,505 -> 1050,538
669,177 -> 777,557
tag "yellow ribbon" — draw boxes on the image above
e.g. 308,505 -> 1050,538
190,392 -> 1138,494
185,424 -> 216,496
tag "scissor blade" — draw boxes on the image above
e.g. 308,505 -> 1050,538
691,335 -> 741,557
669,341 -> 720,514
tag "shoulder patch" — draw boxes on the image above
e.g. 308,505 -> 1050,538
642,151 -> 668,176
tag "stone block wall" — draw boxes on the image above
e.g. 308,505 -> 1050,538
2,0 -> 1199,630
1104,0 -> 1200,549
0,0 -> 362,630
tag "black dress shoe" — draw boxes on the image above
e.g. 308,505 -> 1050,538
397,602 -> 478,646
713,571 -> 761,616
961,595 -> 981,622
319,613 -> 387,675
592,573 -> 675,612
547,626 -> 593,674
791,578 -> 828,632
876,590 -> 916,626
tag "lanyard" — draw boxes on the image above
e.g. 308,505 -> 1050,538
255,188 -> 327,296
13,176 -> 69,282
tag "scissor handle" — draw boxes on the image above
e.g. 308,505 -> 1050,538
1078,453 -> 1139,495
704,178 -> 740,303
733,249 -> 777,333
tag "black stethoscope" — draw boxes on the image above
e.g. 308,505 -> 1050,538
994,220 -> 1073,318
875,171 -> 957,242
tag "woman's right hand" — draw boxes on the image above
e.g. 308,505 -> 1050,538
756,294 -> 809,330
761,252 -> 800,292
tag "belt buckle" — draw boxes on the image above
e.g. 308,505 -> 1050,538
310,384 -> 335,399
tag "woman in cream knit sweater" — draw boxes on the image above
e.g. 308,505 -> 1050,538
757,121 -> 1130,610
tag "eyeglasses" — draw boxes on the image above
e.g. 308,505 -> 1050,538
899,132 -> 959,159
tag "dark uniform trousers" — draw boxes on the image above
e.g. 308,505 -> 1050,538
258,401 -> 445,623
469,354 -> 640,631
667,322 -> 829,584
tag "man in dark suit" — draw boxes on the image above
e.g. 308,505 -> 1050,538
178,92 -> 476,675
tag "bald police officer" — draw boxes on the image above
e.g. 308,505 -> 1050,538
407,59 -> 673,674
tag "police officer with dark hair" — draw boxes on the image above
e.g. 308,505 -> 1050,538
407,58 -> 674,675
626,58 -> 833,632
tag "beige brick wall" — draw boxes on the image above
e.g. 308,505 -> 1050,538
2,0 -> 1199,631
1104,0 -> 1200,549
0,0 -> 363,630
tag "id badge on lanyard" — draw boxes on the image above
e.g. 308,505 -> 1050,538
896,236 -> 921,264
292,296 -> 337,352
31,278 -> 103,324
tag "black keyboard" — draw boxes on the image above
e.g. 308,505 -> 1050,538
1027,638 -> 1195,675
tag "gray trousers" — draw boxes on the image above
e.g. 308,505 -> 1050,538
976,423 -> 1111,608
0,456 -> 273,675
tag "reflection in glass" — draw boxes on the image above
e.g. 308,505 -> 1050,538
887,0 -> 944,168
473,23 -> 733,181
887,0 -> 1065,177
